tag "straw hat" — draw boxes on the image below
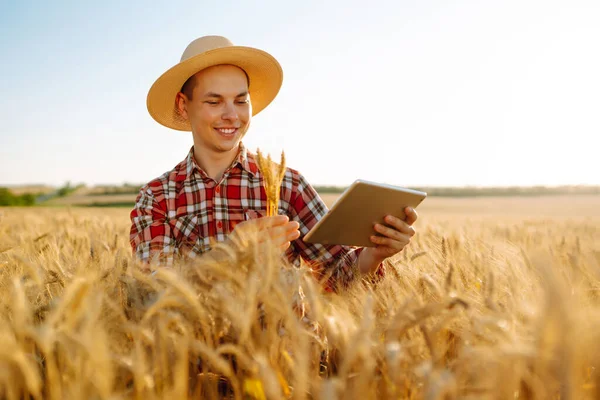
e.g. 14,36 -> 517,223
147,35 -> 283,131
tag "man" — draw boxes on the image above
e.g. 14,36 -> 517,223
130,35 -> 418,291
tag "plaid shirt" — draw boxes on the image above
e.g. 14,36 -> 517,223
129,143 -> 384,291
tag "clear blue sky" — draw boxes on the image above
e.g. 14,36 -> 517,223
1,0 -> 599,188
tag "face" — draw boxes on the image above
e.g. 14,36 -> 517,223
176,64 -> 251,156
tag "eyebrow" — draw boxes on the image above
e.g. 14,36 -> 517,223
205,91 -> 249,98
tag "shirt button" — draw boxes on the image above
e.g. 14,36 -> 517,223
217,221 -> 223,229
215,186 -> 221,194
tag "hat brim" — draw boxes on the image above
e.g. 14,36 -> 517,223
147,46 -> 283,131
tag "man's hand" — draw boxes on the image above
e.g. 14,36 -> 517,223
231,215 -> 300,251
358,207 -> 418,274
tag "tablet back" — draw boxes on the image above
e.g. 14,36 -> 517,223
303,180 -> 427,248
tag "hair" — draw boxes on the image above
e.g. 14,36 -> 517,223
180,65 -> 250,101
181,75 -> 197,100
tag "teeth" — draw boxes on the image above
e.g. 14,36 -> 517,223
217,128 -> 236,134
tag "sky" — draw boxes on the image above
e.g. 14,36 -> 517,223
1,0 -> 599,188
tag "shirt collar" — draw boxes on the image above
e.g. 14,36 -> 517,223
178,142 -> 259,182
238,142 -> 260,177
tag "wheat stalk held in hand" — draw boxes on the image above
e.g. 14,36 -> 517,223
256,149 -> 286,217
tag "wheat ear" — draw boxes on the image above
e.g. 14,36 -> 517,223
256,149 -> 286,217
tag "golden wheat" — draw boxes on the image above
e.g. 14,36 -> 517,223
0,197 -> 599,399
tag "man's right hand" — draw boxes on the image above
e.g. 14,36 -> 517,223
230,215 -> 300,251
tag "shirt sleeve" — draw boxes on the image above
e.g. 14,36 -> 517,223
288,173 -> 385,292
129,187 -> 179,267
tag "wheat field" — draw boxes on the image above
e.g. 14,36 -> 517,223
0,195 -> 599,399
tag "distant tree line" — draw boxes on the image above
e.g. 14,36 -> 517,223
314,186 -> 347,194
92,183 -> 142,196
314,185 -> 600,196
64,183 -> 600,197
0,182 -> 86,206
55,182 -> 85,197
407,185 -> 600,197
2,183 -> 598,207
0,188 -> 38,206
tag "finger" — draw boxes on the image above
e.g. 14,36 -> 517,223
383,215 -> 416,236
254,215 -> 290,229
285,220 -> 300,232
370,234 -> 410,250
264,214 -> 291,227
287,229 -> 301,241
275,228 -> 300,245
269,221 -> 299,237
370,234 -> 397,249
404,207 -> 418,226
236,215 -> 288,233
374,223 -> 411,241
265,227 -> 300,248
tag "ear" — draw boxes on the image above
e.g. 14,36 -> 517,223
175,92 -> 189,120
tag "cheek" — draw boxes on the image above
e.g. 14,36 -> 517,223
190,107 -> 218,127
240,108 -> 251,126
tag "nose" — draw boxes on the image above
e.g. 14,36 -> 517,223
221,101 -> 239,121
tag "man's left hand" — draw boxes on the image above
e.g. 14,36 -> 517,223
366,206 -> 418,263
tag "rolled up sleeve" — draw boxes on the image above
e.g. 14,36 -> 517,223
288,174 -> 385,292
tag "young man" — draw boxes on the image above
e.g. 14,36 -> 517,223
130,35 -> 418,291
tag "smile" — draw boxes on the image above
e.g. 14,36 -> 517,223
215,128 -> 238,134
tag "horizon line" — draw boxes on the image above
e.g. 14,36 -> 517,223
2,182 -> 600,189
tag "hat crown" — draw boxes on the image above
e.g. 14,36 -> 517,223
180,36 -> 235,62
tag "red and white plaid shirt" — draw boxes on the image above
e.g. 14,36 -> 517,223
129,143 -> 384,291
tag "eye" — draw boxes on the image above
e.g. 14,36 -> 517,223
205,101 -> 219,105
236,100 -> 249,105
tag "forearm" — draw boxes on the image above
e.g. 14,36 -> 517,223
357,247 -> 385,275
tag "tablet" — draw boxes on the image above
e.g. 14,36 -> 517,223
302,180 -> 427,248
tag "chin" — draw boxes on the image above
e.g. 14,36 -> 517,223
215,141 -> 241,153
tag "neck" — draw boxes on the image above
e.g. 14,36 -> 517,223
193,144 -> 240,182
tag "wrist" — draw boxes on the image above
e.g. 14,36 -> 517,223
358,247 -> 385,275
